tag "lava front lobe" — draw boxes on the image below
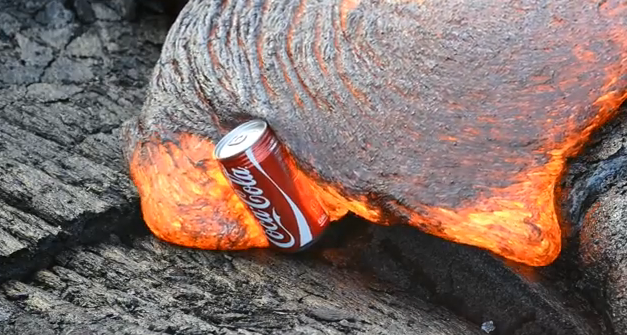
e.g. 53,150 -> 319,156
123,0 -> 627,267
126,129 -> 384,252
128,132 -> 270,251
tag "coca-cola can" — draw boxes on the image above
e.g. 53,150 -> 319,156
214,119 -> 330,252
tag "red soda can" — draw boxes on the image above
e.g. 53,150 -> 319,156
213,119 -> 330,252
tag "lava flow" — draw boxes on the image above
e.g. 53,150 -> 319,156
129,133 -> 270,251
129,87 -> 626,267
128,131 -> 385,251
127,78 -> 627,269
399,90 -> 627,267
126,0 -> 627,267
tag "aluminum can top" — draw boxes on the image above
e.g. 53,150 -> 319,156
214,119 -> 268,160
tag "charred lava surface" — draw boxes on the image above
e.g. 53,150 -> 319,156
122,0 -> 627,268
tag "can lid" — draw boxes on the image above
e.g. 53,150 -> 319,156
214,119 -> 268,160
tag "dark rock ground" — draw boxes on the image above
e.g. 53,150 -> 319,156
0,0 -> 625,334
560,111 -> 627,335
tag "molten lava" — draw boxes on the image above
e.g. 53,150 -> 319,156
127,0 -> 627,267
129,88 -> 626,267
129,131 -> 387,251
393,90 -> 627,267
130,133 -> 269,250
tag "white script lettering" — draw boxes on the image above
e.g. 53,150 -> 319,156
225,166 -> 296,248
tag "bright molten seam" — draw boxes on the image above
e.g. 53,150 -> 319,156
130,90 -> 625,266
400,90 -> 627,267
129,132 -> 384,251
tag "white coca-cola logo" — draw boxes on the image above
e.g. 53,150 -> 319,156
224,166 -> 296,248
222,147 -> 314,249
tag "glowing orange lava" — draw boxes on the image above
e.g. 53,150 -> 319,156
128,131 -> 386,252
128,0 -> 627,267
129,88 -> 626,267
129,133 -> 269,250
129,131 -> 390,252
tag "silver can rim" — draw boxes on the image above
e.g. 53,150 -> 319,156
213,119 -> 269,160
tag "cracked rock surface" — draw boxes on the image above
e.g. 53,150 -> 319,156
0,234 -> 484,335
0,0 -> 166,282
562,112 -> 627,335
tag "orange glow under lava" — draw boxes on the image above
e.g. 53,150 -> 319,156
129,134 -> 270,251
129,132 -> 383,251
129,88 -> 626,267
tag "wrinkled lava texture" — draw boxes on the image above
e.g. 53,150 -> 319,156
122,0 -> 627,267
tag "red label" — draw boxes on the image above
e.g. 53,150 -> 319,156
220,134 -> 329,251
